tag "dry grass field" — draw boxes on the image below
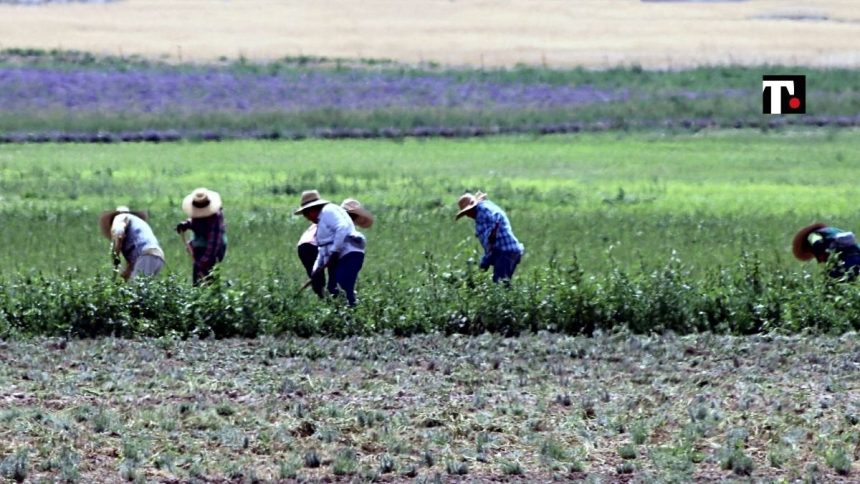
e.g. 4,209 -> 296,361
1,0 -> 858,68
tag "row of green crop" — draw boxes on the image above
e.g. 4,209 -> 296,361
1,254 -> 856,339
2,99 -> 858,140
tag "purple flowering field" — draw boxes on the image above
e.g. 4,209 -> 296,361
0,67 -> 625,113
0,55 -> 855,141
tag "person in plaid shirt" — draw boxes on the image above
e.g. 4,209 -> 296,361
176,188 -> 227,286
456,191 -> 524,283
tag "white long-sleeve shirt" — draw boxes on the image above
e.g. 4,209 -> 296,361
313,204 -> 366,272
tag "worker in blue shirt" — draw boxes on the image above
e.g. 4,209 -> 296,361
793,223 -> 860,279
456,191 -> 524,283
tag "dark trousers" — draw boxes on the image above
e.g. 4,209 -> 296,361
332,252 -> 365,306
297,243 -> 336,297
831,253 -> 860,280
492,251 -> 522,283
192,245 -> 226,286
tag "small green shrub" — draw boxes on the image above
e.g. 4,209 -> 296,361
332,448 -> 358,476
500,459 -> 524,475
826,445 -> 852,476
618,443 -> 637,460
0,448 -> 29,483
446,459 -> 468,475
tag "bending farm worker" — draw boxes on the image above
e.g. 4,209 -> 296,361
296,197 -> 374,299
176,188 -> 227,286
294,190 -> 367,306
297,223 -> 336,298
793,223 -> 860,280
456,191 -> 524,283
99,206 -> 165,281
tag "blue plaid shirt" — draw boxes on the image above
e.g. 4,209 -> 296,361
474,200 -> 524,265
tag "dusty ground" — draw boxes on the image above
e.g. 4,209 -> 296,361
0,0 -> 859,68
2,332 -> 860,481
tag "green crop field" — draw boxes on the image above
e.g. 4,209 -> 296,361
2,129 -> 860,339
5,127 -> 860,482
4,129 -> 860,277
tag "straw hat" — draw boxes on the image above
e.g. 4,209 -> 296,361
455,191 -> 487,220
341,198 -> 374,228
792,223 -> 828,261
182,188 -> 222,218
293,190 -> 329,215
99,205 -> 148,239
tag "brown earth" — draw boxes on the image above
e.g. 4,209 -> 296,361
0,0 -> 858,68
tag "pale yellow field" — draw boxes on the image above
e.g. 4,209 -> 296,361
0,0 -> 858,68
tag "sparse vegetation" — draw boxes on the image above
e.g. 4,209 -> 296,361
0,334 -> 856,480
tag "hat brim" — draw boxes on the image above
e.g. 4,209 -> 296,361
293,198 -> 329,215
99,209 -> 148,240
182,190 -> 223,218
455,202 -> 478,220
792,223 -> 828,261
347,207 -> 374,228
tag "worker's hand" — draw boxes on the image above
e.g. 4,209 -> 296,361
175,222 -> 189,234
479,255 -> 491,271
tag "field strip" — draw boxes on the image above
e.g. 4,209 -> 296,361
2,116 -> 859,144
0,0 -> 858,68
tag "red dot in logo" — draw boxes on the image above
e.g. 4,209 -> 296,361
789,97 -> 801,109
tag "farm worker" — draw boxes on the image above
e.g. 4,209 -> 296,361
176,188 -> 227,286
297,223 -> 335,298
793,223 -> 860,279
294,190 -> 367,306
341,198 -> 374,231
99,206 -> 165,281
296,198 -> 374,299
456,191 -> 524,283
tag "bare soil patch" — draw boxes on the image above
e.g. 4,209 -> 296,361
0,0 -> 858,68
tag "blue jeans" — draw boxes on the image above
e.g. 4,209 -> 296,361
492,251 -> 522,283
832,253 -> 860,280
330,252 -> 365,306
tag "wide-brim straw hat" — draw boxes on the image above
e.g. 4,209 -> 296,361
99,206 -> 148,240
341,198 -> 374,228
455,191 -> 487,220
792,223 -> 828,261
294,189 -> 329,215
182,188 -> 222,218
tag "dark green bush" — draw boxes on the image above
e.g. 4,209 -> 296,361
2,253 -> 860,339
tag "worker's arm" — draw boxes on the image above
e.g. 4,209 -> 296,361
110,214 -> 129,266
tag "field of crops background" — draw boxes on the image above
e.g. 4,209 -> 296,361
3,0 -> 860,481
2,130 -> 860,340
1,50 -> 859,142
4,119 -> 860,481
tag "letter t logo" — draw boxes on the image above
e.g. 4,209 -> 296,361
762,75 -> 806,114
